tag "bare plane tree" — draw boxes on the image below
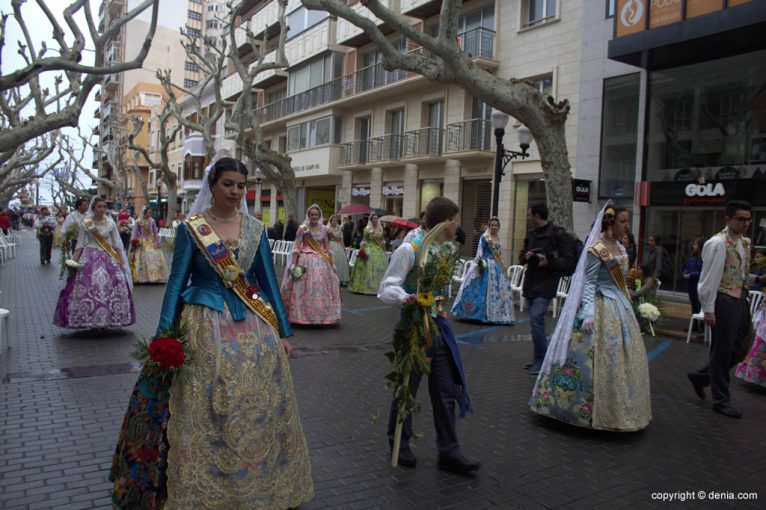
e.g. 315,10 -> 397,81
128,103 -> 183,222
156,28 -> 227,160
0,131 -> 58,207
301,0 -> 574,228
0,0 -> 161,157
60,129 -> 128,201
226,0 -> 298,218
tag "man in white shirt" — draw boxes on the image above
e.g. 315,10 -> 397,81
61,198 -> 88,253
688,200 -> 765,418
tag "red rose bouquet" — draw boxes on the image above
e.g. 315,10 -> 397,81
358,249 -> 367,260
131,239 -> 140,245
133,324 -> 189,381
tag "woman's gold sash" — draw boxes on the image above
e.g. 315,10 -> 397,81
186,215 -> 280,332
365,226 -> 385,251
589,241 -> 630,300
82,217 -> 124,268
300,225 -> 334,268
482,233 -> 507,274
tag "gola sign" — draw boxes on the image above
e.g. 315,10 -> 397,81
684,183 -> 725,197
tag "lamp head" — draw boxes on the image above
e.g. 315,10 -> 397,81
491,110 -> 510,130
516,125 -> 533,148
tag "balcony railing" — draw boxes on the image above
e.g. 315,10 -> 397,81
404,127 -> 444,158
457,27 -> 495,59
368,134 -> 405,162
340,140 -> 372,166
445,119 -> 492,153
256,46 -> 422,124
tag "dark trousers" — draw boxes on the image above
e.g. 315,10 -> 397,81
387,343 -> 461,460
39,236 -> 53,263
687,278 -> 701,314
120,232 -> 131,252
692,294 -> 750,406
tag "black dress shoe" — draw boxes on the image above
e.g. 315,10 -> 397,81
712,404 -> 742,419
438,455 -> 480,476
687,372 -> 706,400
395,449 -> 416,468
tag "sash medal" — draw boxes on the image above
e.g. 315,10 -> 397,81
186,215 -> 280,332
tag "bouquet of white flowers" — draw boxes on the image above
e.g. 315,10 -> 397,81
290,266 -> 307,281
638,303 -> 661,322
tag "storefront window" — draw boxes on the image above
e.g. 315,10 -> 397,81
647,49 -> 766,182
599,73 -> 639,199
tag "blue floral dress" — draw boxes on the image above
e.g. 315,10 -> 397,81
529,243 -> 651,431
451,234 -> 515,324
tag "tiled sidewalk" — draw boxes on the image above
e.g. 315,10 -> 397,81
1,229 -> 763,509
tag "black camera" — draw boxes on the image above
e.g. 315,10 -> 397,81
527,247 -> 544,267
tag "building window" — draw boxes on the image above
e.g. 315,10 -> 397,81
530,74 -> 554,97
185,26 -> 201,38
187,10 -> 202,21
457,5 -> 495,58
522,0 -> 557,28
183,79 -> 198,89
286,116 -> 341,151
184,60 -> 200,72
139,92 -> 161,107
599,73 -> 639,199
206,20 -> 219,30
287,53 -> 343,96
606,0 -> 615,18
286,7 -> 328,40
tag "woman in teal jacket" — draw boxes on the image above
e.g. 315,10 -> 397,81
110,156 -> 313,509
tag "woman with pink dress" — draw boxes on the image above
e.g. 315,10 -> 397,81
280,204 -> 341,325
735,252 -> 766,386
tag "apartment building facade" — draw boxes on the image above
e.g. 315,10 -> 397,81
220,0 -> 587,258
95,0 -> 197,213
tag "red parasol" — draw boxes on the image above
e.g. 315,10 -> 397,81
392,218 -> 419,230
338,203 -> 372,215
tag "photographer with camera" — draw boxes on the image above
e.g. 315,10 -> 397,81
519,203 -> 577,374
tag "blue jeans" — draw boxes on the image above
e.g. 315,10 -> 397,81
527,296 -> 552,362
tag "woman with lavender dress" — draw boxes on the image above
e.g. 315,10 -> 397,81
53,196 -> 135,329
280,204 -> 341,325
129,207 -> 169,283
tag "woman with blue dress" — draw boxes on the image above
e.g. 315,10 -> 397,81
110,156 -> 313,509
451,217 -> 514,324
529,204 -> 651,431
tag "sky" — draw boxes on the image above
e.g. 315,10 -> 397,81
1,0 -> 102,206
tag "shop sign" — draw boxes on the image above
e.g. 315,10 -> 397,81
351,186 -> 370,197
294,163 -> 322,173
572,179 -> 592,203
649,178 -> 766,206
617,0 -> 647,37
649,0 -> 683,29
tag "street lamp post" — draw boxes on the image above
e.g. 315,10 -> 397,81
253,168 -> 263,214
156,178 -> 163,222
490,111 -> 533,217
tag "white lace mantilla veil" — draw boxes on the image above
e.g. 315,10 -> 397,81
86,195 -> 133,290
536,200 -> 613,380
186,150 -> 251,219
302,203 -> 324,227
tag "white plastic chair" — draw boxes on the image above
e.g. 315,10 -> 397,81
0,308 -> 9,354
749,290 -> 764,317
281,241 -> 294,265
447,259 -> 467,298
507,265 -> 526,312
345,247 -> 353,260
268,238 -> 275,249
0,233 -> 17,259
271,240 -> 285,265
552,276 -> 571,319
685,311 -> 710,345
